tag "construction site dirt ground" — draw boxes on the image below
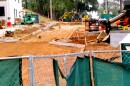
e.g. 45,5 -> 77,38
0,22 -> 119,57
0,22 -> 120,86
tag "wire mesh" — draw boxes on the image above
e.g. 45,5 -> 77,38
0,59 -> 22,86
1,51 -> 130,86
92,50 -> 123,62
0,59 -> 21,86
92,57 -> 130,86
33,58 -> 55,86
92,50 -> 130,86
33,52 -> 90,86
0,58 -> 30,86
22,58 -> 30,86
122,51 -> 130,64
92,50 -> 130,62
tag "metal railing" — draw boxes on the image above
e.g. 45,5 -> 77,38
1,50 -> 130,86
0,51 -> 90,86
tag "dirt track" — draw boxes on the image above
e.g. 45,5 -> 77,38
0,23 -> 120,57
0,24 -> 83,57
0,42 -> 80,57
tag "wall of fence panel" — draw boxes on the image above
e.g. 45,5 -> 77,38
92,50 -> 130,86
0,50 -> 130,86
0,57 -> 30,86
32,52 -> 90,86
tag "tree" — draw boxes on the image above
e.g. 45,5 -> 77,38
24,0 -> 98,20
72,0 -> 99,13
25,0 -> 28,9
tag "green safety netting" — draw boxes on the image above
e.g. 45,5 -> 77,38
53,59 -> 60,86
93,57 -> 130,86
121,43 -> 130,64
0,59 -> 22,86
53,56 -> 91,86
53,59 -> 65,86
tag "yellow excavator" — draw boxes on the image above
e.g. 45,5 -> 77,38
82,15 -> 89,21
60,12 -> 80,22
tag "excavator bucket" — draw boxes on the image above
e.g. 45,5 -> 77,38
96,30 -> 110,43
102,34 -> 110,43
97,31 -> 108,40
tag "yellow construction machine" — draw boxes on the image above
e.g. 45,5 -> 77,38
82,15 -> 89,21
60,12 -> 80,22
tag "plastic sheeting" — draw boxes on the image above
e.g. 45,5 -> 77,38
0,59 -> 22,86
93,57 -> 130,86
53,56 -> 91,86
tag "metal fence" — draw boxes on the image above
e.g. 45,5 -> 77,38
1,50 -> 130,86
92,50 -> 130,86
33,52 -> 90,86
92,50 -> 130,62
0,52 -> 90,86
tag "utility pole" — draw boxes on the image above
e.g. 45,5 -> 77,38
120,0 -> 123,12
50,0 -> 53,20
105,0 -> 108,14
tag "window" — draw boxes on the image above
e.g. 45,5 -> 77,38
0,7 -> 5,16
14,9 -> 15,18
16,9 -> 17,17
14,9 -> 18,18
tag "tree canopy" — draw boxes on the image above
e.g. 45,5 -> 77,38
23,0 -> 98,20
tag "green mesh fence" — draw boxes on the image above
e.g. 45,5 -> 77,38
0,59 -> 22,86
121,44 -> 130,64
53,59 -> 65,86
93,57 -> 130,86
53,56 -> 91,86
122,52 -> 130,65
53,59 -> 60,86
66,56 -> 91,86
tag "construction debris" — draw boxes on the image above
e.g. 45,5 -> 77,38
49,40 -> 85,52
0,37 -> 20,43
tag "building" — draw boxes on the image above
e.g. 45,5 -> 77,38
120,34 -> 130,51
0,0 -> 22,24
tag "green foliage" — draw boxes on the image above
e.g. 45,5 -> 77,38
22,0 -> 26,8
24,0 -> 98,20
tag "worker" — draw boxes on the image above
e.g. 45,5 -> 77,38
7,17 -> 11,27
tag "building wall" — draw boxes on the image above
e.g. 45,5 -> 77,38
0,0 -> 22,24
0,0 -> 8,22
8,0 -> 22,24
110,30 -> 130,47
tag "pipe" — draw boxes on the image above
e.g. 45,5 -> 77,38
109,12 -> 126,23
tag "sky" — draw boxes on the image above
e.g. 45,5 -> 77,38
98,0 -> 104,4
89,0 -> 104,19
88,0 -> 104,19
